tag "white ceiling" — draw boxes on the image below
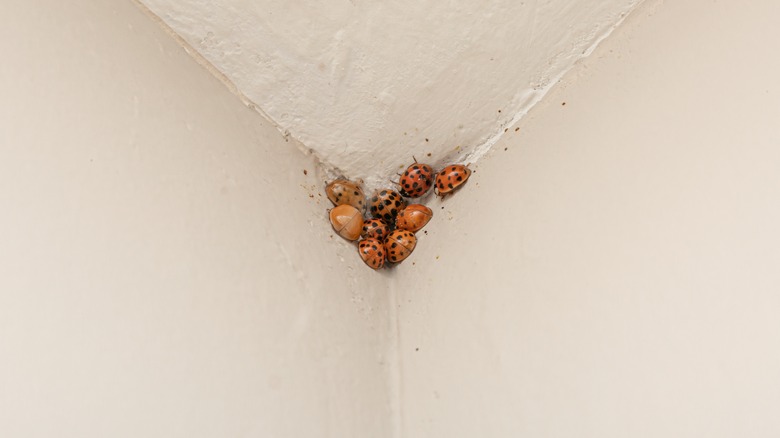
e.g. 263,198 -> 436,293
139,0 -> 643,188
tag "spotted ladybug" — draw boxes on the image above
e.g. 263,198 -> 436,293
395,204 -> 432,233
398,159 -> 434,198
384,229 -> 417,263
326,179 -> 366,212
358,238 -> 386,270
329,204 -> 364,241
361,218 -> 390,240
434,164 -> 471,196
369,189 -> 407,223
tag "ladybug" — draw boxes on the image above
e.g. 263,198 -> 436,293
395,204 -> 432,233
358,238 -> 386,270
434,164 -> 471,196
329,204 -> 364,241
398,159 -> 434,198
361,218 -> 390,240
326,179 -> 366,212
369,189 -> 407,223
384,229 -> 417,263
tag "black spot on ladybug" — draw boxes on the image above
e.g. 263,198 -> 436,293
448,183 -> 453,189
380,190 -> 387,196
457,176 -> 462,181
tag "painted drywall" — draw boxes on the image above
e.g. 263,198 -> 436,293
393,0 -> 780,435
0,1 -> 394,437
5,0 -> 780,436
137,0 -> 642,189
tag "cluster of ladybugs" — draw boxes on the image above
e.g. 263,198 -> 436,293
326,160 -> 471,270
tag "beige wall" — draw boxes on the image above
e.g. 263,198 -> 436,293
3,0 -> 780,437
0,2 -> 392,437
394,0 -> 780,436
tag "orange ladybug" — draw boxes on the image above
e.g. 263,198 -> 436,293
395,204 -> 432,232
398,159 -> 434,198
434,164 -> 471,196
326,179 -> 366,212
384,229 -> 417,263
369,189 -> 407,223
358,238 -> 386,270
361,218 -> 390,240
329,204 -> 364,241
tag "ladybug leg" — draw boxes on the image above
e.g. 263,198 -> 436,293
412,155 -> 418,163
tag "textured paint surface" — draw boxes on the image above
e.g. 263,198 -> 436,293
0,1 -> 394,437
393,0 -> 780,435
6,0 -> 780,436
137,0 -> 641,189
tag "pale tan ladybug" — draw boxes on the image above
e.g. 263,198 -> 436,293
361,218 -> 390,240
384,229 -> 417,263
358,238 -> 386,270
329,204 -> 363,241
326,179 -> 366,212
395,204 -> 432,232
369,189 -> 406,223
434,164 -> 471,196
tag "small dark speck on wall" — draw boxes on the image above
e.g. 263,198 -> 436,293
303,169 -> 308,175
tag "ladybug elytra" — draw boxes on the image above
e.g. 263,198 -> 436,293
434,164 -> 471,196
384,229 -> 417,263
358,238 -> 386,270
329,204 -> 364,241
395,204 -> 432,233
326,179 -> 366,212
369,189 -> 407,223
398,159 -> 434,198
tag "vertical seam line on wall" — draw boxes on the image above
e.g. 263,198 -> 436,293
387,278 -> 403,438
